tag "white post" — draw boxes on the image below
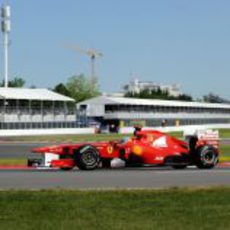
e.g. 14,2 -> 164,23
3,30 -> 8,88
1,4 -> 11,88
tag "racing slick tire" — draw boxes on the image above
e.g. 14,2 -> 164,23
73,145 -> 100,170
194,145 -> 218,169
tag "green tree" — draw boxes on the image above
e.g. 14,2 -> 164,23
203,93 -> 228,103
54,74 -> 100,102
53,83 -> 71,97
1,77 -> 25,87
177,94 -> 193,101
66,74 -> 100,102
125,88 -> 193,101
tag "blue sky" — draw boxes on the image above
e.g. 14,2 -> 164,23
1,0 -> 230,99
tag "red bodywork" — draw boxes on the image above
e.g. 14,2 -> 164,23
32,130 -> 219,169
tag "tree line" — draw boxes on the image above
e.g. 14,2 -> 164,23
1,75 -> 100,103
1,76 -> 229,104
125,88 -> 193,102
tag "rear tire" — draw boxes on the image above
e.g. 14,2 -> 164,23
195,145 -> 218,169
73,145 -> 100,170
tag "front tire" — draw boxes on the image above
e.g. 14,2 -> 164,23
73,145 -> 100,170
195,145 -> 218,169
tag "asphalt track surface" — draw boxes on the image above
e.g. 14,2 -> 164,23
0,141 -> 229,190
0,139 -> 230,159
0,143 -> 46,158
0,167 -> 230,190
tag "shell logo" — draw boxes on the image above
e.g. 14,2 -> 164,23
132,145 -> 142,156
107,146 -> 113,154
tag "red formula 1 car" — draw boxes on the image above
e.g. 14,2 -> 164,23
29,129 -> 219,170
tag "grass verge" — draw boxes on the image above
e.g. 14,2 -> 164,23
218,129 -> 230,139
2,128 -> 230,142
0,158 -> 27,166
220,145 -> 230,162
2,133 -> 128,143
0,188 -> 230,230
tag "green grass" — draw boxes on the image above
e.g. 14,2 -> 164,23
0,131 -> 182,142
220,145 -> 230,162
221,145 -> 230,154
0,188 -> 230,230
0,158 -> 27,166
218,129 -> 230,139
3,128 -> 230,142
5,133 -> 128,143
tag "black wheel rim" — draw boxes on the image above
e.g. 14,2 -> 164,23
82,150 -> 97,166
202,150 -> 216,165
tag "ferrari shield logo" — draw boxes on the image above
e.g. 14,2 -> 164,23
107,146 -> 113,154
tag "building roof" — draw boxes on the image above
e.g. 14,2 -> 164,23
0,87 -> 75,102
78,96 -> 230,109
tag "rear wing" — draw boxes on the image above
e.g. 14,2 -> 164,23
196,129 -> 219,149
184,129 -> 219,150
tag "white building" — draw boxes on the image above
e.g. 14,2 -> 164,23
0,87 -> 77,129
78,96 -> 230,131
123,78 -> 180,97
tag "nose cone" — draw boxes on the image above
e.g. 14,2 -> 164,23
32,146 -> 51,153
32,145 -> 63,154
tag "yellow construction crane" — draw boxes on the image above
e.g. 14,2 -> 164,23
67,45 -> 103,84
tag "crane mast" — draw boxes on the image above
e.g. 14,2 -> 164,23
67,45 -> 103,92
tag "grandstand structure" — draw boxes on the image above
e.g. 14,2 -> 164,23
78,96 -> 230,132
0,88 -> 77,129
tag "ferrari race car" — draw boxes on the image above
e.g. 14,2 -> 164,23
29,129 -> 220,170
